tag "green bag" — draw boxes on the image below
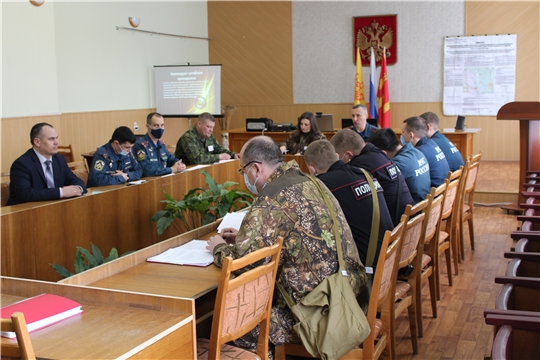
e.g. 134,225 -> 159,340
276,175 -> 370,360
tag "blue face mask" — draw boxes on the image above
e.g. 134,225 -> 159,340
119,149 -> 130,157
400,135 -> 409,146
244,173 -> 258,194
150,128 -> 164,139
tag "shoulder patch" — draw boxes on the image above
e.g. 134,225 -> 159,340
141,140 -> 149,148
137,149 -> 146,161
94,160 -> 105,172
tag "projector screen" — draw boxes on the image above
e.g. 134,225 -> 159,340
154,64 -> 221,117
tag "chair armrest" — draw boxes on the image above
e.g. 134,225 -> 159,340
522,192 -> 540,198
517,216 -> 540,223
495,276 -> 540,289
522,183 -> 540,188
484,308 -> 540,318
485,314 -> 540,331
504,252 -> 540,261
511,232 -> 540,241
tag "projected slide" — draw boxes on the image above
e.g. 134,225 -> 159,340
154,65 -> 221,116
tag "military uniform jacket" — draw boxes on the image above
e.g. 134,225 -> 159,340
431,131 -> 464,172
212,160 -> 367,345
280,131 -> 326,155
349,143 -> 414,225
318,160 -> 394,266
415,137 -> 451,188
174,126 -> 235,165
393,142 -> 432,204
87,142 -> 143,187
352,122 -> 379,142
133,134 -> 178,177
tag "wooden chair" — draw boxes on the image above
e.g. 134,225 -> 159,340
1,182 -> 10,207
57,144 -> 75,163
485,314 -> 540,360
197,237 -> 283,360
275,220 -> 406,360
67,161 -> 89,186
396,198 -> 436,342
459,152 -> 482,258
441,167 -> 464,277
423,183 -> 447,302
1,312 -> 36,360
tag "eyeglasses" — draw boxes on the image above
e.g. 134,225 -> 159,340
237,160 -> 262,176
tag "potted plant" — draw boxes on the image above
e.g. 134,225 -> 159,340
151,169 -> 253,235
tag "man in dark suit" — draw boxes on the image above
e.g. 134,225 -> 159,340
7,123 -> 86,206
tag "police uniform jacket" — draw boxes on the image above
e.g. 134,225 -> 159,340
133,134 -> 179,177
415,137 -> 450,188
393,142 -> 431,204
174,126 -> 236,165
430,131 -> 464,172
87,142 -> 143,187
348,143 -> 414,226
352,122 -> 379,142
318,160 -> 394,266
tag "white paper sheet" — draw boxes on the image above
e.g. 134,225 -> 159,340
146,240 -> 214,267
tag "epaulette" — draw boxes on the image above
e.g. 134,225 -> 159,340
141,140 -> 149,148
158,139 -> 166,145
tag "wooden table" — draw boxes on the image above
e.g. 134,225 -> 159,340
59,221 -> 224,337
1,160 -> 245,281
1,276 -> 196,359
228,127 -> 480,159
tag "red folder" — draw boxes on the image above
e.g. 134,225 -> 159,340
1,293 -> 82,338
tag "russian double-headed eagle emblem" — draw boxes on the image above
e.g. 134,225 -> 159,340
356,20 -> 393,63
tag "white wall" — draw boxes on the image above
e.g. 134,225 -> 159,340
2,1 -> 209,117
292,1 -> 465,104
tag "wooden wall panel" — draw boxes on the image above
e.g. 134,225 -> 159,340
1,109 -> 190,172
208,1 -> 293,105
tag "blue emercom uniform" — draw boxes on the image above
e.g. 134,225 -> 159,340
393,142 -> 431,204
353,123 -> 379,142
430,131 -> 464,172
87,142 -> 143,187
133,134 -> 179,177
415,137 -> 450,188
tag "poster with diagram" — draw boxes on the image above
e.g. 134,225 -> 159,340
443,34 -> 516,116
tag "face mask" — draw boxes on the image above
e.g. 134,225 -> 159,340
401,135 -> 409,146
151,128 -> 164,139
116,143 -> 130,156
244,173 -> 259,194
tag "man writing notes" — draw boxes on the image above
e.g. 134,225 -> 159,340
133,112 -> 186,176
206,136 -> 367,354
87,126 -> 143,187
350,104 -> 379,142
174,112 -> 239,165
402,116 -> 450,188
420,112 -> 465,172
7,123 -> 86,206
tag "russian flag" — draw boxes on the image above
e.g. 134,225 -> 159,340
369,47 -> 378,120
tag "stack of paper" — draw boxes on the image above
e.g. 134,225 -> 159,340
1,294 -> 83,338
146,240 -> 214,267
217,210 -> 247,233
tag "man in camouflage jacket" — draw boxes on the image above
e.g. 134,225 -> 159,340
207,135 -> 368,351
174,112 -> 238,165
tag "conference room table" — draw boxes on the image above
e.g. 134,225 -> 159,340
1,159 -> 245,282
1,276 -> 197,359
228,127 -> 480,159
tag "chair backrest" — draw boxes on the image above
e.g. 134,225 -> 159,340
441,167 -> 463,222
1,312 -> 36,360
423,183 -> 447,249
398,199 -> 429,268
57,144 -> 74,163
208,237 -> 283,359
463,153 -> 481,205
67,161 -> 89,186
1,182 -> 10,207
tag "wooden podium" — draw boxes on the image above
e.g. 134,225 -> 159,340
497,101 -> 540,204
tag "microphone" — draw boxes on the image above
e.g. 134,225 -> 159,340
262,128 -> 267,136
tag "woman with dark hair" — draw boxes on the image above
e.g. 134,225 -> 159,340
279,112 -> 326,155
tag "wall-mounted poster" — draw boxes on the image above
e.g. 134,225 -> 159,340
353,15 -> 397,66
443,34 -> 517,116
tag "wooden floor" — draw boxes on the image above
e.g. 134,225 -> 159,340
395,161 -> 522,359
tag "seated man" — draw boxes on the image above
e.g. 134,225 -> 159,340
331,128 -> 414,226
350,104 -> 378,142
175,112 -> 239,165
402,116 -> 450,188
87,126 -> 143,187
206,135 -> 367,352
7,123 -> 86,206
304,139 -> 394,266
133,112 -> 186,177
369,128 -> 431,204
420,111 -> 465,172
